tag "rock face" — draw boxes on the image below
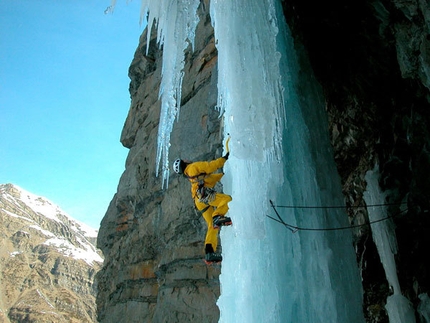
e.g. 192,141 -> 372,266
0,183 -> 102,323
96,1 -> 222,322
97,0 -> 430,322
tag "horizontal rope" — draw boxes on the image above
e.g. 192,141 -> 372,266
267,200 -> 408,233
274,202 -> 407,209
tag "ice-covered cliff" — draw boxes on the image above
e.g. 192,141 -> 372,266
97,0 -> 430,322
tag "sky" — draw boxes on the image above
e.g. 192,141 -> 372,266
0,0 -> 146,229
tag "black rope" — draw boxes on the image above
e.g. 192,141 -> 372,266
267,199 -> 408,233
274,202 -> 407,209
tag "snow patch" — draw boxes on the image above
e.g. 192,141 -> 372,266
44,237 -> 103,266
29,225 -> 55,237
3,209 -> 36,224
36,289 -> 55,308
14,186 -> 63,223
69,219 -> 98,238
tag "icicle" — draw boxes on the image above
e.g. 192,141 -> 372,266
139,0 -> 200,188
364,166 -> 400,294
364,166 -> 416,323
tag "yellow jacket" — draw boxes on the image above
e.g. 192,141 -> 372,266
184,157 -> 226,198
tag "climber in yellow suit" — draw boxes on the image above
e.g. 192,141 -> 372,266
173,153 -> 232,264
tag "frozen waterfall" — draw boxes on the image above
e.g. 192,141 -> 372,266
138,0 -> 366,321
212,1 -> 364,322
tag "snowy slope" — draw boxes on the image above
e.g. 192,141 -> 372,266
0,183 -> 103,265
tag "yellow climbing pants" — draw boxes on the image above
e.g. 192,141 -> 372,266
194,192 -> 232,252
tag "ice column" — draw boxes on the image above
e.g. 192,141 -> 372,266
140,0 -> 201,187
210,0 -> 285,162
210,2 -> 289,321
212,0 -> 367,321
364,166 -> 416,323
209,0 -> 286,237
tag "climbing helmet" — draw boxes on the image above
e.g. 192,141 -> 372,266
173,159 -> 182,174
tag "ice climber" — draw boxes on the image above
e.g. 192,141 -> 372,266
173,153 -> 232,264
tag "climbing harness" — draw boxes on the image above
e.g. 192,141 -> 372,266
185,173 -> 212,203
197,186 -> 217,204
267,200 -> 408,233
189,134 -> 231,205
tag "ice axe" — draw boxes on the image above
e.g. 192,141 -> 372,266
225,134 -> 231,153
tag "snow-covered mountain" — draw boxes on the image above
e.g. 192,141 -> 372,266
0,183 -> 103,322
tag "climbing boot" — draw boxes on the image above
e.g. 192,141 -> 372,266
204,244 -> 222,264
205,252 -> 222,265
213,215 -> 232,229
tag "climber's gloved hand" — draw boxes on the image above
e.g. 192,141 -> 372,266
223,152 -> 230,160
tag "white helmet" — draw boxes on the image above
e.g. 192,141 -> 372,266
173,159 -> 182,174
